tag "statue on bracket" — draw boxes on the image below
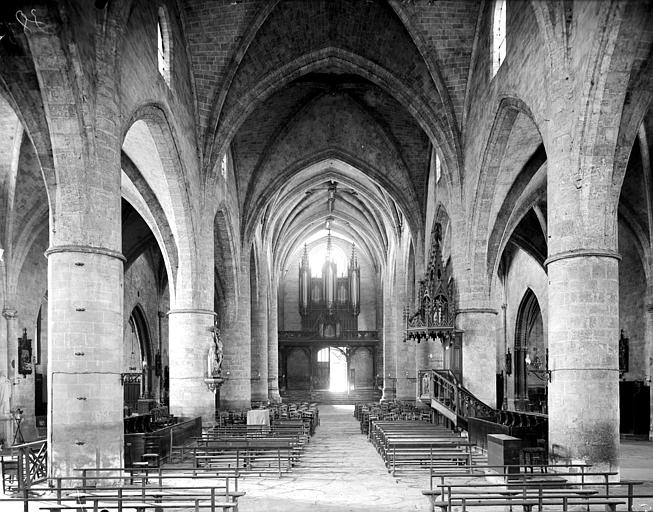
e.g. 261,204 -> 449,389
208,319 -> 224,378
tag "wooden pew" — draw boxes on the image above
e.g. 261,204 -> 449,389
421,466 -> 648,512
191,437 -> 301,477
0,471 -> 243,512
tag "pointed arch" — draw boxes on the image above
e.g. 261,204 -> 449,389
468,96 -> 544,297
122,103 -> 196,305
514,288 -> 545,411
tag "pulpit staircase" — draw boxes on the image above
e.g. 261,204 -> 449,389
419,369 -> 548,453
418,369 -> 496,429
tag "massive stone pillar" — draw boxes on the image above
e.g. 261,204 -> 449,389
381,273 -> 396,401
0,308 -> 17,444
168,216 -> 217,422
47,247 -> 124,476
2,308 -> 17,387
267,281 -> 281,402
24,10 -> 126,476
546,131 -> 620,470
547,254 -> 620,468
457,309 -> 498,407
250,264 -> 268,402
647,301 -> 653,440
220,255 -> 251,409
168,309 -> 217,422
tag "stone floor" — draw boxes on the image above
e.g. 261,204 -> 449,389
237,404 -> 430,511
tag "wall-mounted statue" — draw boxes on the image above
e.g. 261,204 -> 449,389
208,319 -> 224,378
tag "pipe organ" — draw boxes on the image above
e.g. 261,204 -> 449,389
298,237 -> 360,337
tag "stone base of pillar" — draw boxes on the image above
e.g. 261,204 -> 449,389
268,379 -> 281,403
251,390 -> 269,402
381,384 -> 396,401
396,377 -> 417,401
219,398 -> 251,410
170,376 -> 216,423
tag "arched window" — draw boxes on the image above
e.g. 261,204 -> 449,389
435,152 -> 442,183
492,0 -> 507,77
157,7 -> 172,86
221,152 -> 228,180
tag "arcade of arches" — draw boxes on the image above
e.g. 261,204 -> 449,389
0,0 -> 651,479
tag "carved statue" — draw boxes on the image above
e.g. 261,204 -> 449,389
208,320 -> 224,378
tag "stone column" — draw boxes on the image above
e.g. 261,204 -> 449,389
47,247 -> 124,476
220,256 -> 251,409
0,308 -> 17,444
267,280 -> 281,402
381,272 -> 396,401
168,309 -> 217,422
23,12 -> 126,476
456,308 -> 498,407
2,308 -> 17,384
647,302 -> 653,440
395,278 -> 415,401
250,272 -> 268,402
547,253 -> 620,468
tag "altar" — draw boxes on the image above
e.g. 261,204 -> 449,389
247,409 -> 270,426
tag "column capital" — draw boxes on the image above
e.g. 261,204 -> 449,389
45,245 -> 126,262
167,309 -> 216,317
2,308 -> 17,320
456,307 -> 498,316
544,248 -> 621,267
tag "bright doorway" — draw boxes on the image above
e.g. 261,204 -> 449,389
329,347 -> 348,392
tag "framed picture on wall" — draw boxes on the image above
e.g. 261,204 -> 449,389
18,328 -> 33,376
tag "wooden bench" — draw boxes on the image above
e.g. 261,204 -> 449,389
1,485 -> 242,512
191,438 -> 300,477
423,465 -> 648,512
425,495 -> 626,512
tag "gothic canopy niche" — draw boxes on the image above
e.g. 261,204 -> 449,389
404,222 -> 456,344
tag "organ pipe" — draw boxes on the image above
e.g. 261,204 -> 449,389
323,232 -> 336,313
349,244 -> 360,316
299,244 -> 309,315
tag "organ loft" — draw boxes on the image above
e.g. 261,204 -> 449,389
0,0 -> 652,510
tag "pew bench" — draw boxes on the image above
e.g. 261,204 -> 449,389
424,495 -> 626,512
37,498 -> 238,512
191,439 -> 301,477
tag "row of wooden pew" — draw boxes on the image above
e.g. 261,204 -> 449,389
0,467 -> 242,511
422,464 -> 653,511
355,400 -> 433,436
360,402 -> 653,510
217,403 -> 319,434
170,405 -> 319,478
369,419 -> 484,476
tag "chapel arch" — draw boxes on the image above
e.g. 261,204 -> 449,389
121,104 -> 196,303
471,96 -> 546,296
513,288 -> 546,413
124,305 -> 155,412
